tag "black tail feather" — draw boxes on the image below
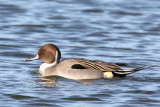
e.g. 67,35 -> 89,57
113,65 -> 150,77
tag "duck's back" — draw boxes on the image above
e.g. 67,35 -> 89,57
49,58 -> 104,80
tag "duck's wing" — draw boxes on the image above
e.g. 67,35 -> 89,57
71,59 -> 121,72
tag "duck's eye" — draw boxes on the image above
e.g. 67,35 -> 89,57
41,50 -> 46,53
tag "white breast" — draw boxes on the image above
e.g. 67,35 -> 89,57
39,63 -> 56,75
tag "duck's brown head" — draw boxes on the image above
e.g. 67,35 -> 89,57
26,44 -> 61,64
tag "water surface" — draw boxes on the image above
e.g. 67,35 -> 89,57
0,0 -> 160,106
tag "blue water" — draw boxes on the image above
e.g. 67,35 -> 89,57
0,0 -> 160,106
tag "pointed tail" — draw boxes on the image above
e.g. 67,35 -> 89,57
113,66 -> 150,77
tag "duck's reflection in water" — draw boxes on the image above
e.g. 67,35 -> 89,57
39,76 -> 58,87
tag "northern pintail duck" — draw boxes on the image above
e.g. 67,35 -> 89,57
27,44 -> 147,80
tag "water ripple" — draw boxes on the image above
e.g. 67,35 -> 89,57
0,0 -> 160,106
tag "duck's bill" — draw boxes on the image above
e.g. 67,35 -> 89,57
26,54 -> 39,61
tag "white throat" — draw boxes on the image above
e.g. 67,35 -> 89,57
39,50 -> 59,74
